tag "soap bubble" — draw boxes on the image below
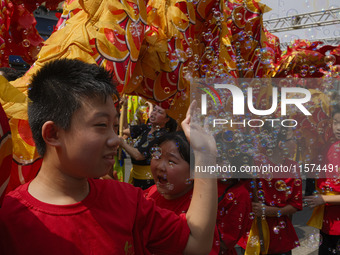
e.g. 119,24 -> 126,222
324,55 -> 336,66
22,39 -> 30,47
275,180 -> 287,192
226,192 -> 234,200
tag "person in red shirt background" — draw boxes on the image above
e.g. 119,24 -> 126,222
243,124 -> 303,255
212,131 -> 254,255
305,104 -> 340,255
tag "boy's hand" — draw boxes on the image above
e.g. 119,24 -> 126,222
181,100 -> 217,157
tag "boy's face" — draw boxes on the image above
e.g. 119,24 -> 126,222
151,140 -> 192,200
57,96 -> 120,179
333,113 -> 340,140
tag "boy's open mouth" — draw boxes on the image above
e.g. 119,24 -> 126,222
157,174 -> 168,184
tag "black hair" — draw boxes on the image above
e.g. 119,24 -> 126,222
332,104 -> 340,118
28,58 -> 119,156
165,116 -> 178,132
157,131 -> 191,164
0,67 -> 25,81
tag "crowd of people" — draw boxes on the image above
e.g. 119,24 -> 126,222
0,60 -> 339,255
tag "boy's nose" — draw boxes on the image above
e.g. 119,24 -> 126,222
156,160 -> 166,172
108,131 -> 120,148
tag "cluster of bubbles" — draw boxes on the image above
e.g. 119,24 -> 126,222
247,235 -> 261,248
192,72 -> 340,179
129,22 -> 143,37
305,230 -> 322,249
172,2 -> 287,84
150,146 -> 162,159
166,182 -> 174,190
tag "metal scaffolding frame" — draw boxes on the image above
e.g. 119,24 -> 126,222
263,8 -> 340,33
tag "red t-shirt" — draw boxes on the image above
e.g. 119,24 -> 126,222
0,179 -> 190,255
144,185 -> 219,254
317,140 -> 340,235
144,185 -> 193,215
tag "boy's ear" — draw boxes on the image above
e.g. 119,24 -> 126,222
41,121 -> 61,146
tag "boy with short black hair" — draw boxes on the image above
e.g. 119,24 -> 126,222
0,58 -> 217,255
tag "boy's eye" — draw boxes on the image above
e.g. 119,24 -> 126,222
95,123 -> 107,127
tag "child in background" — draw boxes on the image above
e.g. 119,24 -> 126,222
0,59 -> 218,255
144,132 -> 194,214
305,104 -> 340,255
244,125 -> 303,255
145,131 -> 252,254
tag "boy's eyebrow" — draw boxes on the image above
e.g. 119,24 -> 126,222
167,152 -> 181,160
93,112 -> 118,119
93,112 -> 110,118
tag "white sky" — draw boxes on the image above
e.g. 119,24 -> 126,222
260,0 -> 340,43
